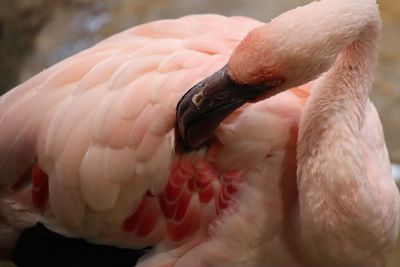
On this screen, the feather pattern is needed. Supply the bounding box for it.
[0,15,264,248]
[1,5,397,267]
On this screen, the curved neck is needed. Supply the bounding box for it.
[297,19,381,173]
[294,1,382,178]
[314,24,380,124]
[290,1,381,90]
[295,6,382,266]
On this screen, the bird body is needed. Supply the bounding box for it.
[0,14,264,247]
[0,0,399,266]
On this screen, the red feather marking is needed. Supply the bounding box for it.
[178,156,195,176]
[167,222,188,243]
[170,170,186,187]
[136,200,160,237]
[31,163,49,210]
[164,180,183,203]
[196,175,212,190]
[159,194,176,219]
[166,202,200,242]
[226,184,237,195]
[122,154,242,241]
[193,158,208,173]
[123,197,148,232]
[198,184,214,204]
[187,177,195,191]
[162,155,241,222]
[174,190,192,222]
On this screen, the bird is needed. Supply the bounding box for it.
[0,0,399,266]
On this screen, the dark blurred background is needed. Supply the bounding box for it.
[0,0,399,266]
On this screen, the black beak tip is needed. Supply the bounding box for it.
[175,65,281,153]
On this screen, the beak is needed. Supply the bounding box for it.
[175,65,281,152]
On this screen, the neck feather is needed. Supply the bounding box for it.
[295,4,384,265]
[297,17,381,180]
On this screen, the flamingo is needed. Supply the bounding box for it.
[0,0,399,266]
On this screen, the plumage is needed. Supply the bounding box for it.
[0,0,399,266]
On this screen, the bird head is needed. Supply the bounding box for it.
[176,0,380,152]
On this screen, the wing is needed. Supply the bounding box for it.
[0,15,263,247]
